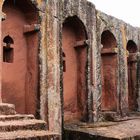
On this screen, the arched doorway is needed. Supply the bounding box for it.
[2,0,39,116]
[101,30,118,111]
[62,16,88,121]
[127,40,138,111]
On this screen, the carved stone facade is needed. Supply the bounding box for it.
[0,0,139,137]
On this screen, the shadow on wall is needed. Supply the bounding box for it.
[127,40,138,111]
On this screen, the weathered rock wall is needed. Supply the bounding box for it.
[0,0,140,138]
[61,0,97,122]
[41,0,97,134]
[96,11,140,117]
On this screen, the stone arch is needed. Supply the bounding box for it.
[2,0,40,116]
[101,30,118,111]
[127,40,138,111]
[3,35,14,63]
[62,16,88,121]
[127,40,138,53]
[3,35,14,44]
[101,30,117,49]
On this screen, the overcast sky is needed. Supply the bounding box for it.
[88,0,140,27]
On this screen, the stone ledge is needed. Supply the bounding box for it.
[64,119,140,140]
[0,130,60,140]
[0,114,34,121]
[0,103,16,115]
[0,119,47,132]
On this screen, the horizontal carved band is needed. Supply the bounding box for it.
[2,12,6,21]
[101,48,118,54]
[74,40,88,48]
[24,24,40,34]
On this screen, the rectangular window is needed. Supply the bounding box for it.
[3,47,14,63]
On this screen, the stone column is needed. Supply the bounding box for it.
[40,0,62,135]
[0,5,4,103]
[119,25,129,116]
[136,52,140,112]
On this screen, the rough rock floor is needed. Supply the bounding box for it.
[64,117,140,140]
[0,103,60,140]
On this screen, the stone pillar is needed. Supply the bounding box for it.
[119,25,129,116]
[40,0,62,135]
[136,52,140,112]
[0,5,3,103]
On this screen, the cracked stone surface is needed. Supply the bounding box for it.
[64,118,140,139]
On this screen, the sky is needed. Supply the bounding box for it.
[88,0,140,27]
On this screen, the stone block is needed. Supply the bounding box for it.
[0,103,16,115]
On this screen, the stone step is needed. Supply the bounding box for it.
[0,130,60,140]
[0,103,16,115]
[64,119,140,140]
[0,114,34,121]
[0,119,47,132]
[100,111,119,121]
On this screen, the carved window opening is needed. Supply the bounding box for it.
[3,35,14,63]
